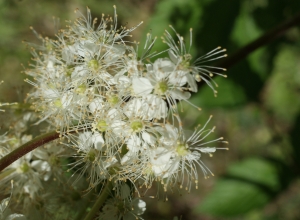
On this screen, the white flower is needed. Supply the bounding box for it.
[149,146,176,179]
[138,117,228,191]
[64,131,119,190]
[132,58,192,101]
[163,26,227,96]
[2,152,44,199]
[124,96,167,121]
[77,131,105,151]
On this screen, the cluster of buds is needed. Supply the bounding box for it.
[1,6,228,219]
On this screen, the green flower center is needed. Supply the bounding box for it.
[75,84,87,94]
[96,120,108,132]
[8,137,18,147]
[53,99,62,108]
[179,54,192,69]
[88,59,99,70]
[86,149,97,162]
[155,81,168,95]
[130,120,144,132]
[108,95,120,105]
[142,166,154,176]
[20,162,30,173]
[49,155,60,166]
[176,143,188,156]
[46,42,52,51]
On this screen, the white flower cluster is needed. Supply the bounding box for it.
[0,5,229,219]
[25,6,227,191]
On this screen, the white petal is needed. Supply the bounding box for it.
[144,94,168,119]
[169,70,187,86]
[153,58,175,79]
[168,50,179,64]
[61,92,73,108]
[31,160,51,173]
[132,199,146,214]
[92,132,105,151]
[127,136,141,151]
[33,149,48,160]
[169,89,191,100]
[89,98,104,114]
[186,73,198,92]
[103,156,118,169]
[43,87,58,99]
[150,147,173,166]
[142,132,156,146]
[71,65,88,79]
[132,77,153,96]
[121,150,136,165]
[124,98,145,119]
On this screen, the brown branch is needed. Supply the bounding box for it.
[218,12,300,69]
[0,131,60,172]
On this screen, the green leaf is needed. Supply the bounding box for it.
[197,179,270,217]
[227,158,280,191]
[264,46,300,123]
[195,158,281,217]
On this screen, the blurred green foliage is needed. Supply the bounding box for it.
[1,0,300,219]
[197,158,281,216]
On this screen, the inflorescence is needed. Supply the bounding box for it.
[0,6,228,219]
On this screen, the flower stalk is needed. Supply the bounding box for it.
[0,131,60,172]
[83,181,113,220]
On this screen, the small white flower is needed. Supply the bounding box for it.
[163,26,227,96]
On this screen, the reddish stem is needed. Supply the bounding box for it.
[0,131,60,172]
